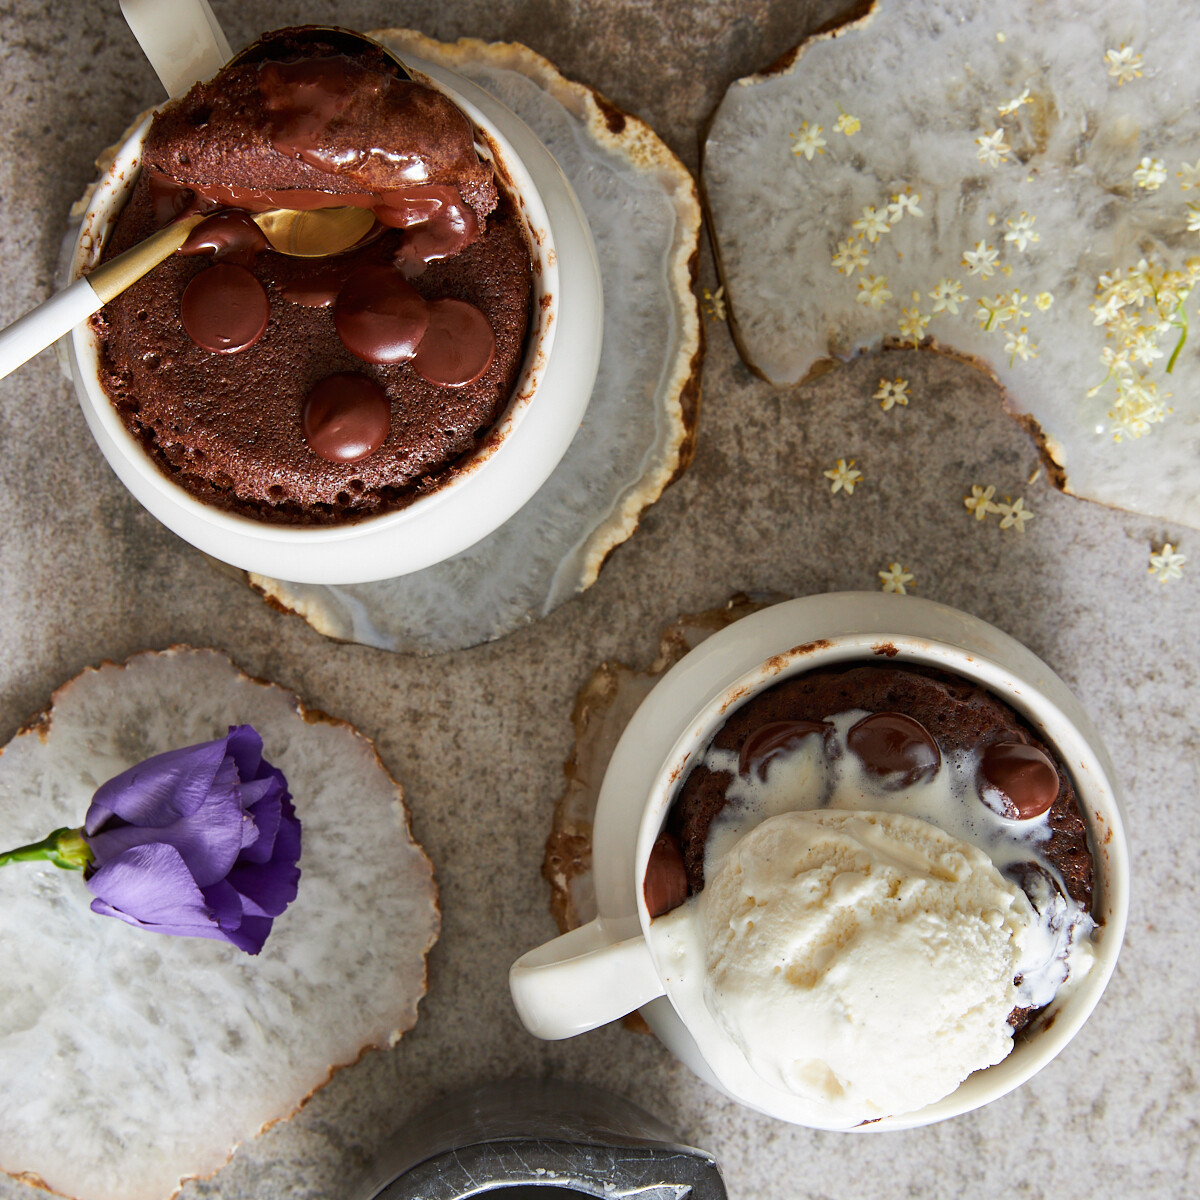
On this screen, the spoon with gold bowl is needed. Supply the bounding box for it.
[0,24,412,380]
[0,202,375,381]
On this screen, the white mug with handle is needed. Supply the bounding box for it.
[509,593,1130,1131]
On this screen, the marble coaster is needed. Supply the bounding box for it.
[0,649,438,1200]
[248,31,702,654]
[704,0,1200,530]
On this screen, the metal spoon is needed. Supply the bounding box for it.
[0,203,375,381]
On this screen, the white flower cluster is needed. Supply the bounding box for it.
[1087,258,1198,440]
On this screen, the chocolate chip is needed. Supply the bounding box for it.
[644,832,689,918]
[302,373,390,463]
[334,264,429,363]
[846,711,940,787]
[180,264,269,354]
[739,719,831,781]
[980,742,1059,820]
[411,297,496,387]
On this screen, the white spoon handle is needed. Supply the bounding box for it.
[119,0,231,96]
[0,215,204,382]
[0,279,102,381]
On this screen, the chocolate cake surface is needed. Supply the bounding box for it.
[667,663,1094,910]
[92,29,533,525]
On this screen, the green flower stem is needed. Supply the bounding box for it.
[1167,303,1188,374]
[0,826,93,870]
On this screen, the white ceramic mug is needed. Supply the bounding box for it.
[64,52,603,585]
[510,593,1129,1131]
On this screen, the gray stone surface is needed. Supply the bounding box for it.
[0,3,1195,1200]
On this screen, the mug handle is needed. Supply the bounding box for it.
[509,918,664,1040]
[120,0,232,97]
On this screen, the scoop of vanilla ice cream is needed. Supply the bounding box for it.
[700,809,1036,1122]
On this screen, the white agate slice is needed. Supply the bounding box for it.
[249,30,702,654]
[0,648,439,1200]
[704,0,1200,529]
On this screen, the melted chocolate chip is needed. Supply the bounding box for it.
[180,264,270,354]
[334,265,430,363]
[281,267,348,307]
[179,210,269,268]
[302,373,390,462]
[738,719,831,781]
[846,711,940,787]
[980,742,1060,820]
[644,832,689,918]
[411,297,496,387]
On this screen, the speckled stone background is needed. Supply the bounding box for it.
[0,3,1196,1200]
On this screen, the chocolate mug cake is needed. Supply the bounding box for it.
[92,27,534,525]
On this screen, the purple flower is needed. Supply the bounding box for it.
[82,725,301,955]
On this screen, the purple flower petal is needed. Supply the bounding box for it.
[223,725,264,785]
[227,858,300,918]
[85,736,231,834]
[238,788,283,865]
[221,915,274,955]
[86,843,214,927]
[201,878,245,931]
[86,772,250,886]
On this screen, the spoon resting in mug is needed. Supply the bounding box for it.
[0,203,375,381]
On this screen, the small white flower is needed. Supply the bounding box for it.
[856,274,893,309]
[1035,291,1055,311]
[874,378,910,411]
[791,120,827,161]
[1004,212,1040,252]
[823,458,863,496]
[835,112,861,136]
[997,88,1032,116]
[964,484,999,521]
[887,190,923,223]
[1133,157,1167,191]
[1187,202,1200,233]
[995,496,1035,532]
[962,241,1000,278]
[1129,327,1164,366]
[976,129,1013,168]
[1100,344,1134,377]
[832,237,869,275]
[1178,160,1200,190]
[1109,310,1141,342]
[1148,543,1186,583]
[898,306,931,345]
[976,295,1004,331]
[929,278,964,314]
[852,205,891,243]
[1005,330,1037,362]
[1105,45,1143,86]
[878,563,914,594]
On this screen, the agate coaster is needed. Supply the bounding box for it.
[0,649,438,1200]
[248,30,702,654]
[704,1,1200,529]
